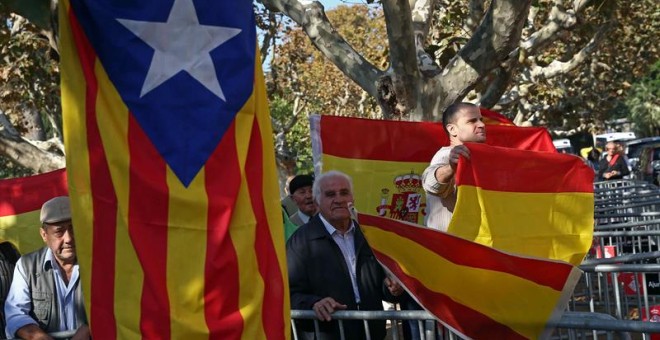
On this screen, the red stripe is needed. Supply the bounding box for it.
[373,249,528,340]
[204,123,244,339]
[320,116,554,162]
[245,118,286,340]
[127,115,171,338]
[359,214,573,291]
[68,9,118,339]
[456,143,594,193]
[0,169,68,216]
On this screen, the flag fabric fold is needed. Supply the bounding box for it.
[0,169,68,254]
[359,213,582,340]
[447,143,594,265]
[60,0,288,338]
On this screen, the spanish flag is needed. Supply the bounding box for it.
[359,213,582,340]
[0,169,68,254]
[447,143,594,265]
[480,107,515,125]
[60,0,288,338]
[313,115,554,225]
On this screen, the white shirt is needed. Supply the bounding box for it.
[298,211,311,224]
[319,214,361,303]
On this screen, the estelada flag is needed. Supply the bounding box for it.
[0,169,68,254]
[60,0,288,338]
[311,115,554,226]
[447,143,594,265]
[359,213,582,340]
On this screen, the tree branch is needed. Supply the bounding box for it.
[381,0,419,114]
[0,111,64,173]
[521,0,590,54]
[465,0,485,33]
[429,0,532,120]
[410,0,440,75]
[530,24,610,80]
[258,0,383,96]
[478,61,518,108]
[260,11,278,65]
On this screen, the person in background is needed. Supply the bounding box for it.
[4,196,89,340]
[281,175,298,217]
[288,174,318,226]
[598,141,630,181]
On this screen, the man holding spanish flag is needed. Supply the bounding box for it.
[422,102,487,231]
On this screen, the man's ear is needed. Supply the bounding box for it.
[39,227,48,243]
[446,123,457,137]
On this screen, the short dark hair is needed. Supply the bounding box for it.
[442,102,479,133]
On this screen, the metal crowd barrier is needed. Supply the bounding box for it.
[19,179,660,340]
[564,179,660,339]
[290,309,660,339]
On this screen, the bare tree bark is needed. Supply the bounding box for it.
[0,111,64,172]
[465,0,485,32]
[427,0,532,121]
[380,0,419,118]
[410,0,439,75]
[16,105,46,141]
[259,11,278,65]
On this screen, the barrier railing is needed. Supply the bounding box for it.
[290,309,660,339]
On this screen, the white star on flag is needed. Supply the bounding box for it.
[117,0,241,101]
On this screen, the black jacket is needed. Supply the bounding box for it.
[598,155,630,180]
[287,215,396,340]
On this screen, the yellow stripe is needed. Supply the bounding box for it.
[447,186,594,265]
[322,154,428,225]
[93,61,144,337]
[0,211,45,254]
[231,95,266,340]
[254,59,290,334]
[166,169,210,339]
[363,225,562,339]
[59,0,95,325]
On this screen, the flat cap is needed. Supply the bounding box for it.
[40,196,71,224]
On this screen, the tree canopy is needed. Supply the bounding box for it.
[0,0,657,179]
[261,0,658,131]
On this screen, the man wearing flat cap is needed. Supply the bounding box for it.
[288,174,318,227]
[4,196,89,340]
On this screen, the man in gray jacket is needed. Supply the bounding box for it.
[4,196,89,340]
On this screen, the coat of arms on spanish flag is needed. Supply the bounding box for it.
[60,0,289,338]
